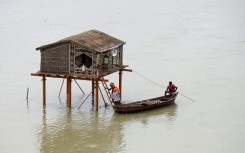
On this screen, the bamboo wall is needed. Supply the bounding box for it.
[40,43,69,74]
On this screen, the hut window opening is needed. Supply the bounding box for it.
[101,54,109,69]
[75,53,92,68]
[111,48,121,65]
[111,48,118,57]
[103,55,109,64]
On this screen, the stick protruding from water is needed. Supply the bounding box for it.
[26,87,29,100]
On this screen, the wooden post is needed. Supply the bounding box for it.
[66,77,69,96]
[42,76,46,106]
[95,79,99,111]
[66,78,68,106]
[92,79,95,105]
[119,70,123,99]
[67,77,72,108]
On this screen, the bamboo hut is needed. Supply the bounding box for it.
[32,30,131,110]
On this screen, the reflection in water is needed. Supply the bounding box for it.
[38,105,177,153]
[39,109,124,153]
[112,104,177,126]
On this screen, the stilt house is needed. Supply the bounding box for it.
[32,30,131,110]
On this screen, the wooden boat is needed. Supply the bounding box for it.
[113,92,178,113]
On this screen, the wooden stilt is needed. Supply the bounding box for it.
[66,77,69,96]
[69,78,72,108]
[95,79,99,111]
[66,78,68,106]
[92,79,95,105]
[67,77,72,108]
[42,76,46,106]
[119,70,123,99]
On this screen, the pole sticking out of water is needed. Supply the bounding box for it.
[26,87,29,108]
[26,87,29,100]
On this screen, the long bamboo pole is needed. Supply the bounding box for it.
[78,91,92,109]
[58,78,65,97]
[74,79,85,95]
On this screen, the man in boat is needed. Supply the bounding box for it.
[108,82,120,103]
[165,81,178,96]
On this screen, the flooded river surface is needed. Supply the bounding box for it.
[0,0,245,152]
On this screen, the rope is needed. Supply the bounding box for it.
[130,68,197,103]
[132,69,166,89]
[178,92,197,103]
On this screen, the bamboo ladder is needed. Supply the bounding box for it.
[78,77,115,110]
[100,77,115,110]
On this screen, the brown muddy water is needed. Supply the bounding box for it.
[0,0,245,152]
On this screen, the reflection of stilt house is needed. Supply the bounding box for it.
[32,30,131,111]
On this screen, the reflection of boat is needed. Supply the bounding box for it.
[111,103,178,123]
[113,93,178,113]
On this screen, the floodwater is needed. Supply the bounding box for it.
[0,0,245,152]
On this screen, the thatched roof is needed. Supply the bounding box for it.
[36,30,125,52]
